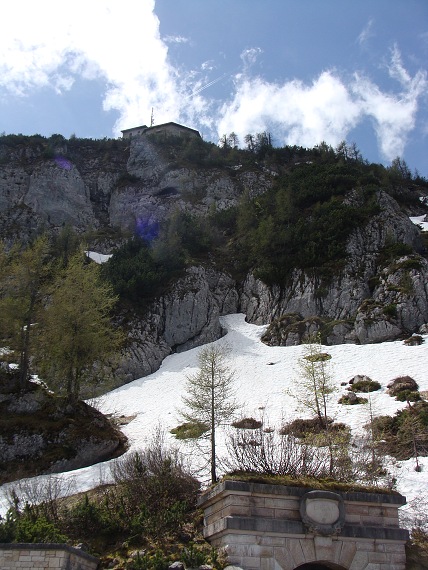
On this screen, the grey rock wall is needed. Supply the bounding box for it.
[116,266,239,382]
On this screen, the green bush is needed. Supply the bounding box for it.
[181,543,209,568]
[372,401,428,460]
[388,376,419,397]
[101,237,168,302]
[338,394,368,405]
[233,162,382,286]
[396,390,421,403]
[350,379,381,393]
[64,494,115,539]
[0,508,67,544]
[126,549,170,570]
[383,304,398,318]
[280,417,349,439]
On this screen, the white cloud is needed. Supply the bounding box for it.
[217,49,427,162]
[353,48,427,160]
[164,35,190,44]
[0,0,182,131]
[388,44,412,86]
[218,71,362,149]
[357,19,375,48]
[202,60,215,71]
[0,3,425,163]
[240,47,263,69]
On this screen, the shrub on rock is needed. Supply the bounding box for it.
[387,376,419,398]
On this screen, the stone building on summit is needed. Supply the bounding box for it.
[121,121,201,140]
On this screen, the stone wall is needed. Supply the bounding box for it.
[199,480,409,570]
[0,543,99,570]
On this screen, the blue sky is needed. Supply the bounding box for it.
[1,0,427,175]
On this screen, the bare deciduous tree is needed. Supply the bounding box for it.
[290,333,336,429]
[180,343,238,484]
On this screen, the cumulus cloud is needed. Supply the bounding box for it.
[217,48,427,161]
[352,47,427,159]
[218,71,362,149]
[0,0,183,131]
[0,2,426,162]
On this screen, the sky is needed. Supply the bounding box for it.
[1,312,427,525]
[1,1,428,176]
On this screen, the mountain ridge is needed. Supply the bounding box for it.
[1,133,428,387]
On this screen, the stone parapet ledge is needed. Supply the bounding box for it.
[0,543,99,570]
[199,479,407,506]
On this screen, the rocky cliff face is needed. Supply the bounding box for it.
[0,138,127,241]
[116,205,428,380]
[1,135,428,384]
[116,266,239,382]
[0,136,272,241]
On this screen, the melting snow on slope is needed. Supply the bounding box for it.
[1,314,428,520]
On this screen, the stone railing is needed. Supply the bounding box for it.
[0,543,99,570]
[199,479,409,570]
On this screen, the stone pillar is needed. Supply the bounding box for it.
[199,480,409,570]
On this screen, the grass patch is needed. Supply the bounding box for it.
[222,471,397,495]
[338,394,368,405]
[279,417,348,438]
[170,422,209,440]
[232,417,263,429]
[350,379,381,393]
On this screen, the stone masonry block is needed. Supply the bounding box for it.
[259,536,286,547]
[273,546,297,570]
[338,540,357,567]
[241,556,261,569]
[367,551,389,563]
[228,544,271,558]
[346,514,362,524]
[384,516,400,527]
[260,557,275,570]
[298,538,316,562]
[264,498,299,511]
[226,532,264,544]
[384,542,407,553]
[274,509,301,521]
[284,538,306,566]
[248,545,274,558]
[387,552,407,564]
[361,516,386,526]
[349,550,369,570]
[346,503,369,515]
[356,540,375,551]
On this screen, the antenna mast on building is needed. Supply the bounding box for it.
[150,108,154,127]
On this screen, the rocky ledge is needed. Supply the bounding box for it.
[0,368,127,485]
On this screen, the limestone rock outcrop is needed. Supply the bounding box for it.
[0,374,127,484]
[116,266,239,382]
